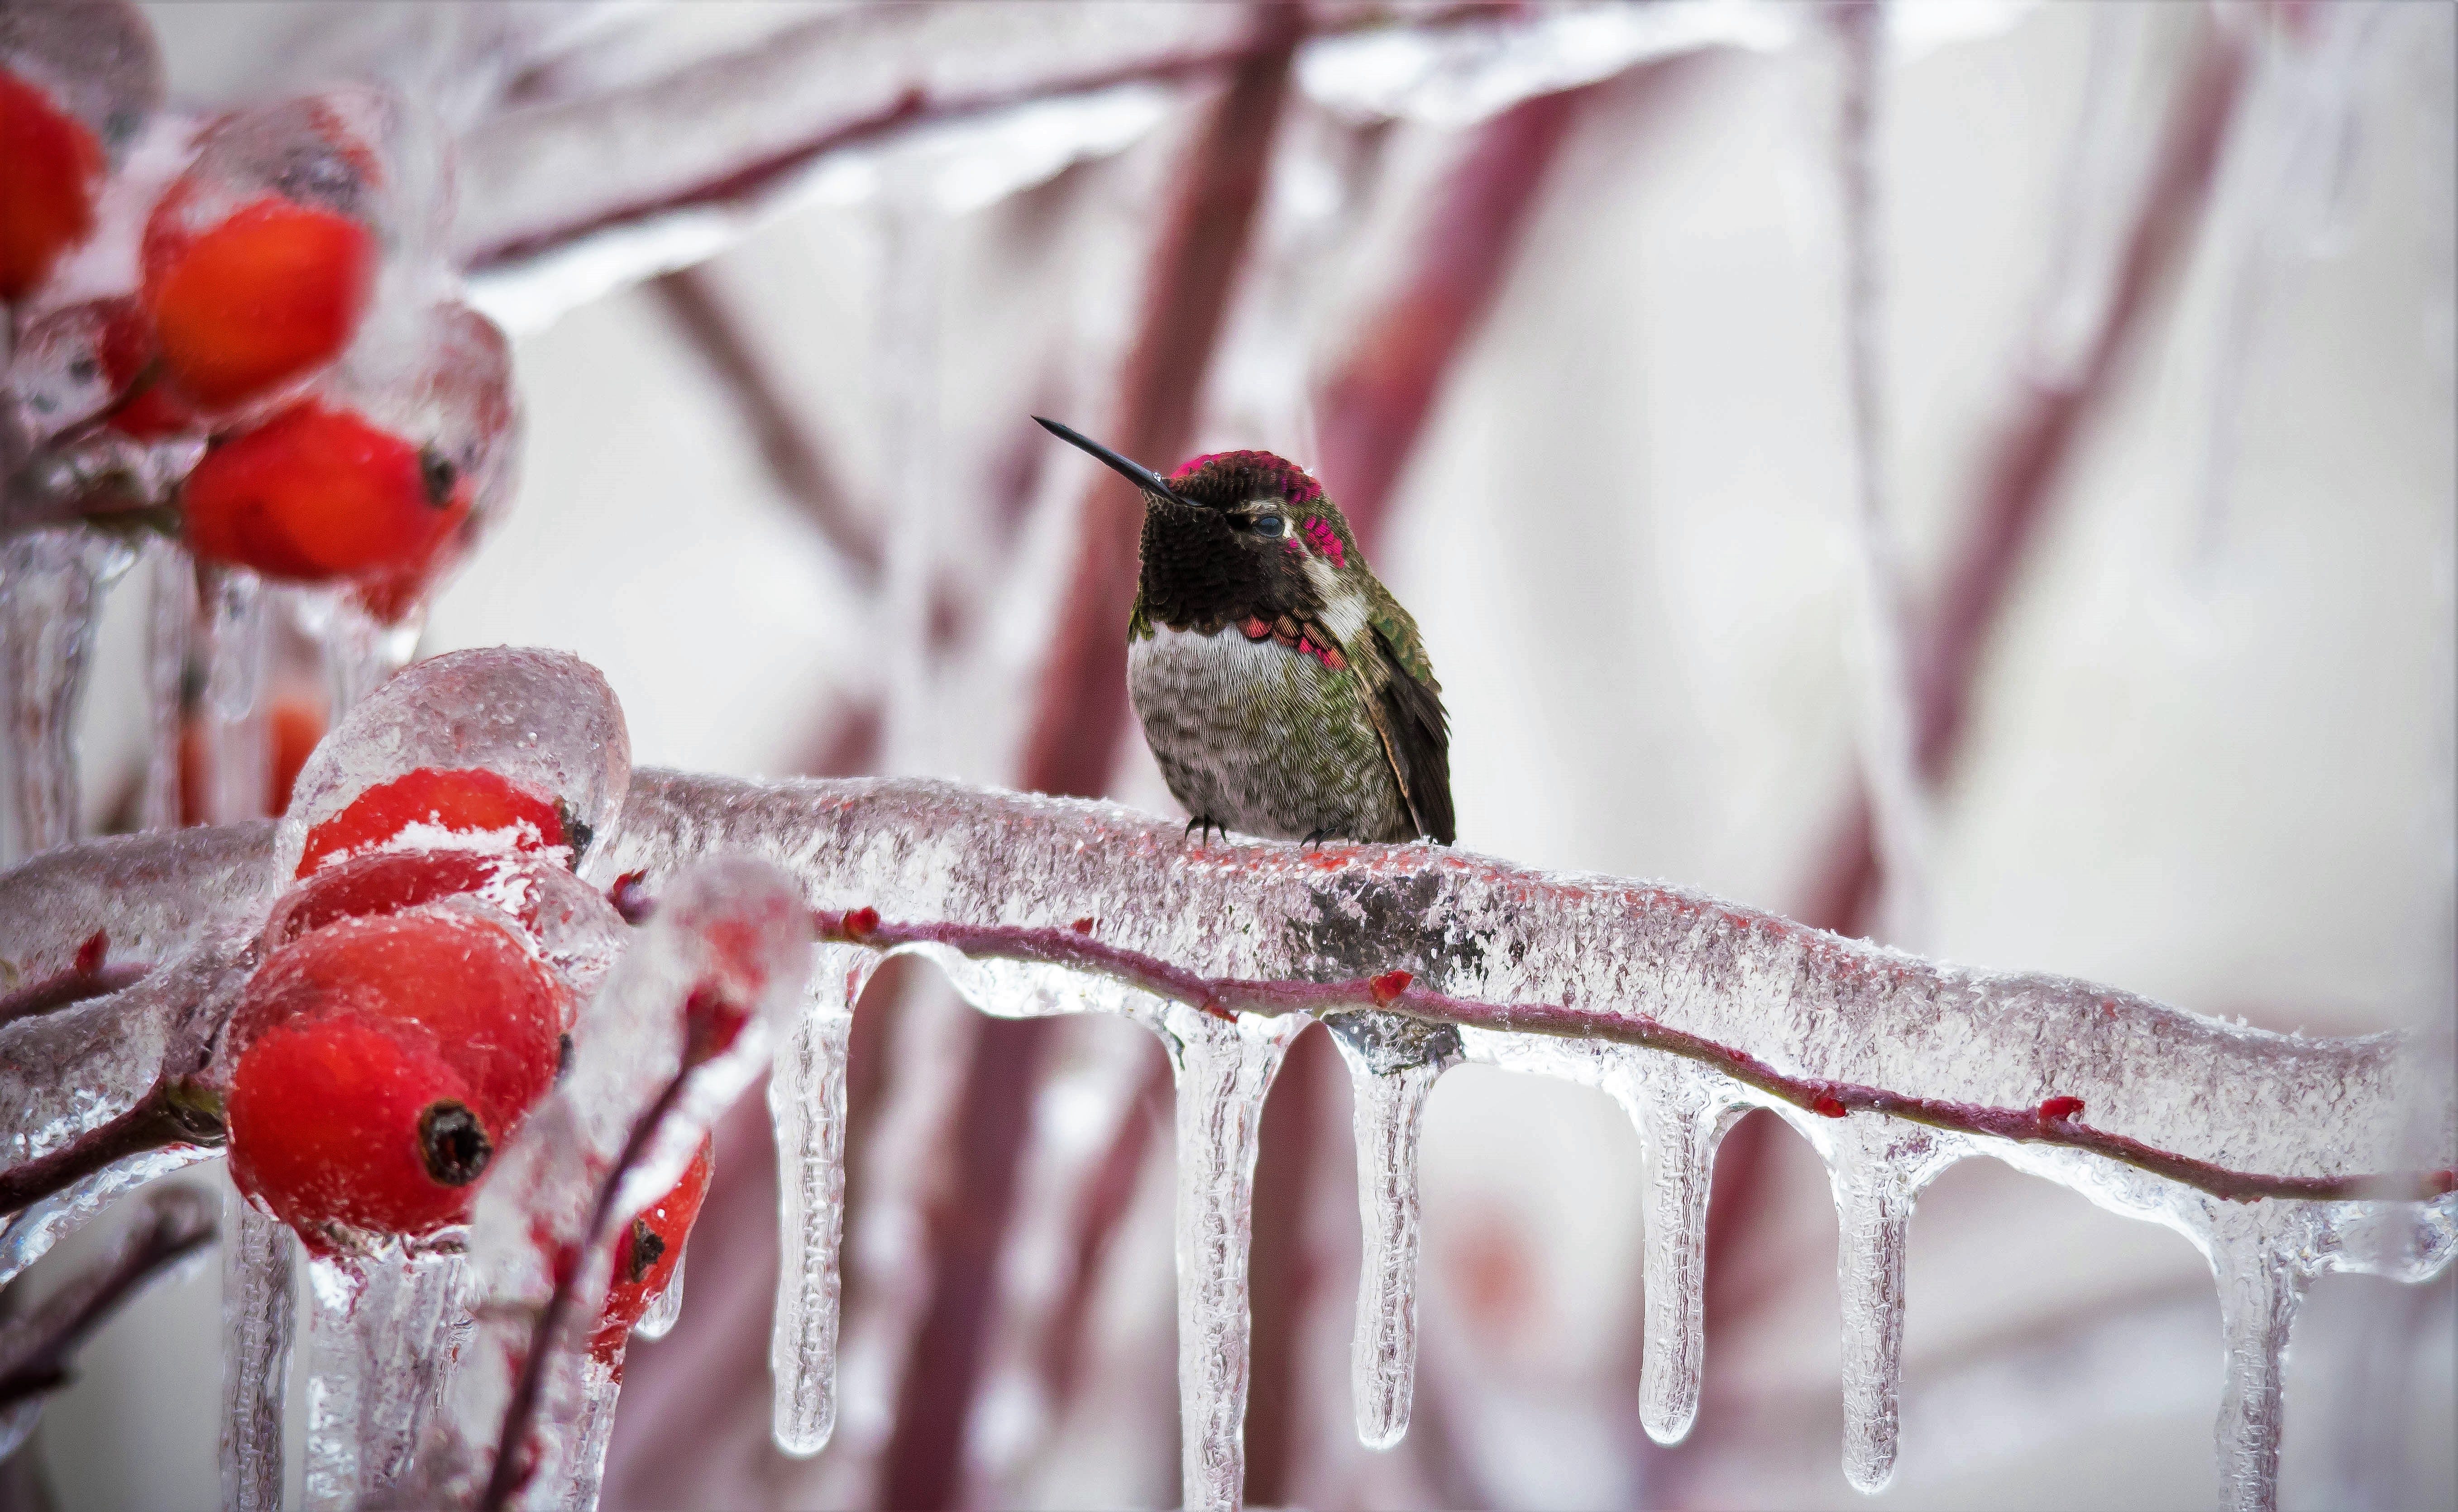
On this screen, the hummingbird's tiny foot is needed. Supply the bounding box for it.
[1301,827,1334,850]
[1184,815,1224,847]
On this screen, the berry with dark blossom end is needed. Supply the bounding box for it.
[0,68,103,301]
[182,401,469,605]
[230,909,568,1134]
[296,766,567,877]
[228,1013,495,1238]
[141,191,374,409]
[590,1139,715,1365]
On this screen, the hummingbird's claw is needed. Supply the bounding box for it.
[1184,815,1224,847]
[1301,828,1334,851]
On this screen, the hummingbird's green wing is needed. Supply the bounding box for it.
[1360,592,1454,844]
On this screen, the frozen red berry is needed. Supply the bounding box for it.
[0,68,103,301]
[228,1012,494,1238]
[590,1139,715,1364]
[1810,1092,1849,1119]
[182,401,468,603]
[1369,969,1413,1005]
[141,192,374,409]
[296,766,566,877]
[230,909,566,1134]
[266,849,508,947]
[2037,1095,2085,1123]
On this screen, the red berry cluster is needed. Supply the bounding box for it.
[6,22,511,627]
[222,766,583,1244]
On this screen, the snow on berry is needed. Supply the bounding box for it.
[294,766,567,876]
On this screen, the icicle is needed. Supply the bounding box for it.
[768,947,872,1456]
[140,539,196,832]
[303,1248,470,1510]
[1324,1011,1459,1450]
[1609,1056,1750,1446]
[0,528,134,861]
[289,585,421,719]
[196,565,272,827]
[2200,1202,2318,1512]
[1160,1003,1306,1512]
[221,1198,297,1512]
[561,1353,625,1512]
[1825,1115,1960,1494]
[633,1248,685,1340]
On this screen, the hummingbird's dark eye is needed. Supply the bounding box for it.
[1254,514,1285,537]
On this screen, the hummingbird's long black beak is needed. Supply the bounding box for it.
[1034,416,1188,506]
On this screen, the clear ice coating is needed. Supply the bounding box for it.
[1162,1004,1307,1512]
[1816,1115,1964,1493]
[599,767,2458,1512]
[1616,1054,1749,1446]
[423,855,811,1507]
[0,528,134,862]
[767,952,873,1456]
[276,646,632,880]
[220,1197,296,1512]
[303,1246,470,1510]
[2,643,2454,1511]
[632,1245,684,1341]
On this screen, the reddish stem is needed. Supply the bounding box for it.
[649,269,883,580]
[0,1083,224,1219]
[0,1187,216,1411]
[811,908,2453,1207]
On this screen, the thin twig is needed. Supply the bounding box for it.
[0,1185,216,1411]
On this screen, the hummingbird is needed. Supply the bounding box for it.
[1036,417,1454,847]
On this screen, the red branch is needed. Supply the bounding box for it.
[0,949,148,1030]
[649,269,883,580]
[810,909,2455,1207]
[1314,84,1591,544]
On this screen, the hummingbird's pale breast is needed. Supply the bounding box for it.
[1128,621,1412,842]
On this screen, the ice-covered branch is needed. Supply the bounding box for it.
[801,907,2450,1206]
[607,769,2453,1197]
[601,766,2453,1512]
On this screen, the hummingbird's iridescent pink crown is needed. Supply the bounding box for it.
[1169,450,1324,511]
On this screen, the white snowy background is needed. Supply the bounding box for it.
[16,2,2454,1509]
